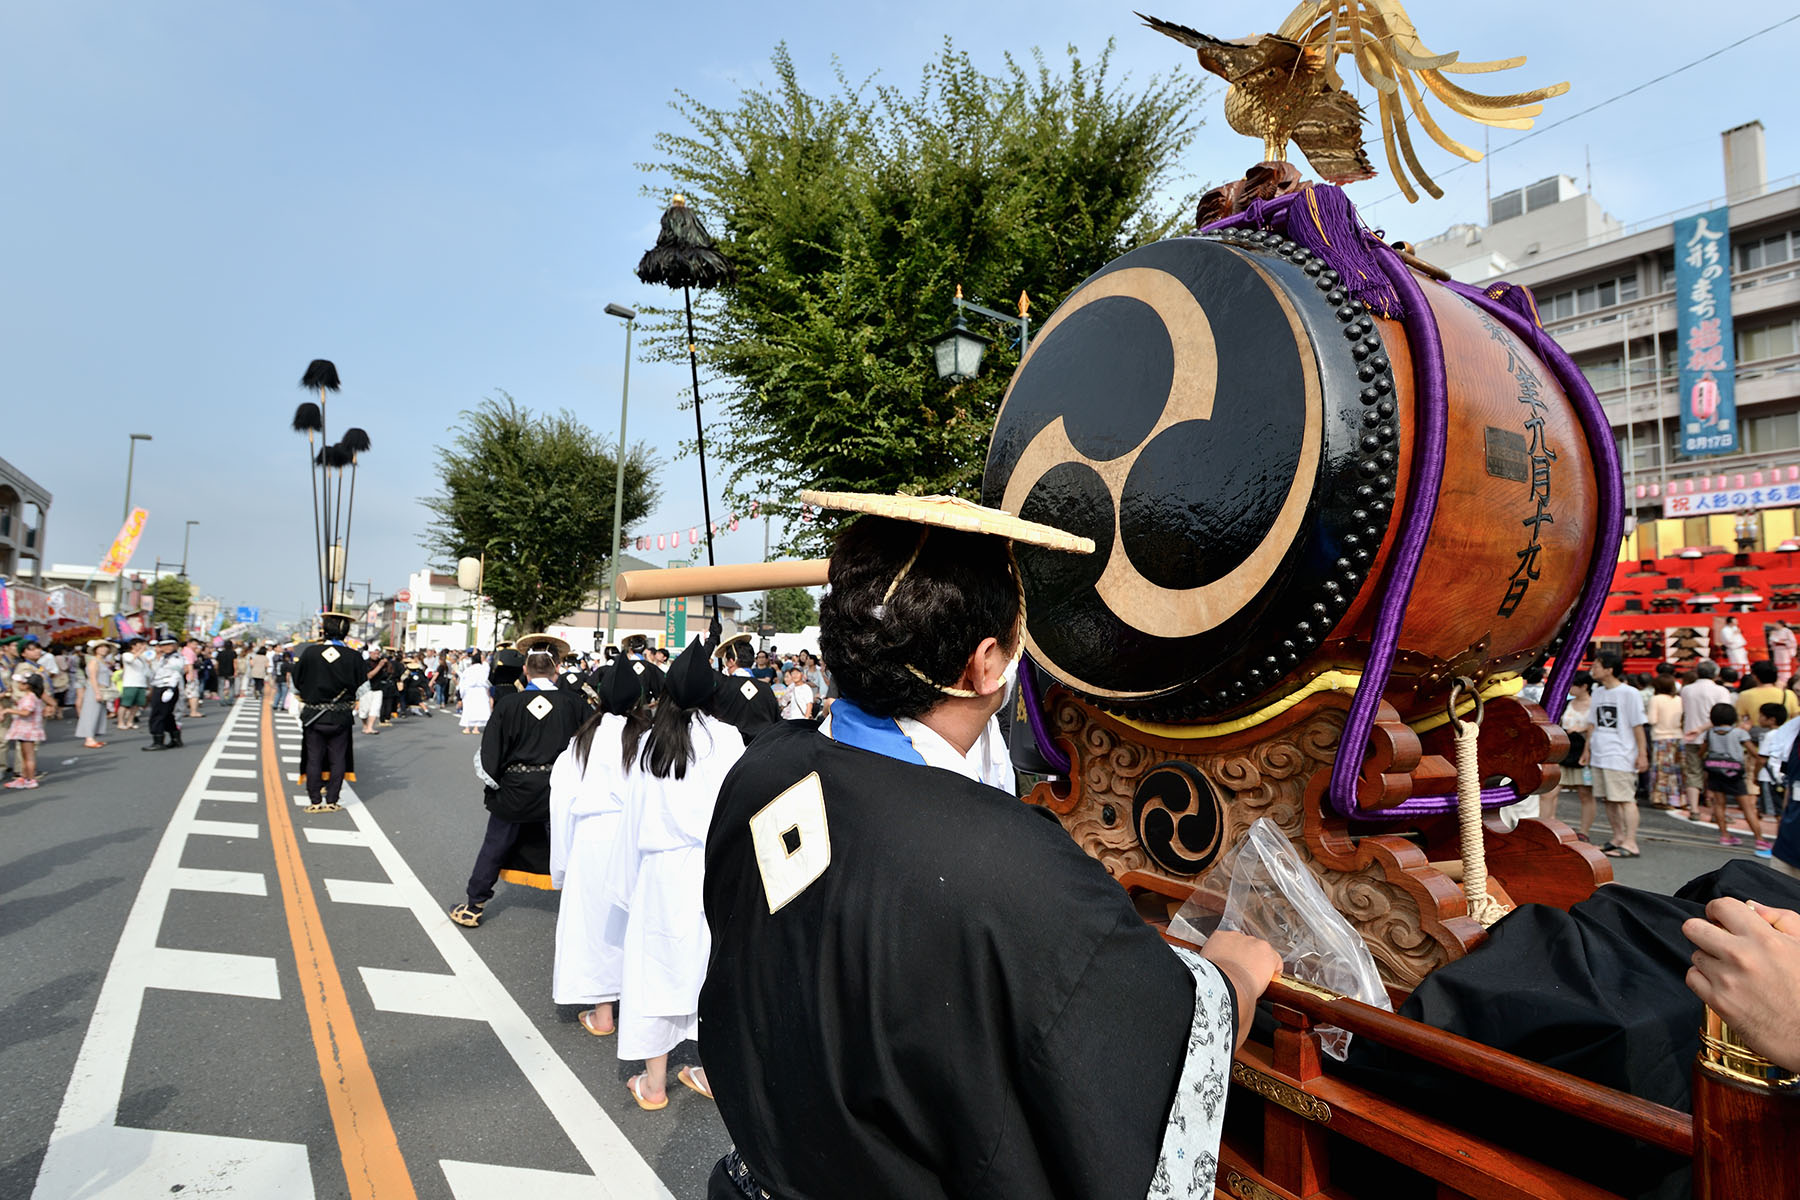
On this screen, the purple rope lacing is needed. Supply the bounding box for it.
[1019,659,1071,775]
[1322,240,1476,819]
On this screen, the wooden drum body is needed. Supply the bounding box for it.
[985,232,1612,984]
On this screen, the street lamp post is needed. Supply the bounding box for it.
[603,302,637,649]
[181,519,199,577]
[931,286,1030,382]
[115,433,153,619]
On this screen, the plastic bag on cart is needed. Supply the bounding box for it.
[1168,817,1390,1059]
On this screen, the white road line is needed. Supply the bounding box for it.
[211,768,258,779]
[33,699,315,1200]
[172,867,267,896]
[336,786,674,1200]
[293,793,313,807]
[358,967,470,1019]
[146,947,281,1000]
[200,789,259,804]
[218,752,258,760]
[322,878,407,907]
[281,756,300,766]
[190,819,260,840]
[301,827,368,846]
[441,1160,606,1199]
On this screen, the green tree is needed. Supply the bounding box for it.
[642,40,1206,552]
[749,586,818,634]
[422,393,662,634]
[150,575,191,630]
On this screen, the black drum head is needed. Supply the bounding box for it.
[983,232,1400,718]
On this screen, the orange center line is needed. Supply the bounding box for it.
[259,693,418,1198]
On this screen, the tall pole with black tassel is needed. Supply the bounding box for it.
[636,194,734,646]
[294,360,342,628]
[338,428,371,607]
[291,401,325,614]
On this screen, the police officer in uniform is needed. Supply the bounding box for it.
[141,637,186,751]
[292,611,365,812]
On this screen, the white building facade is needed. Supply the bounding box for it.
[1413,121,1800,560]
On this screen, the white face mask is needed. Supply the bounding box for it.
[999,649,1023,705]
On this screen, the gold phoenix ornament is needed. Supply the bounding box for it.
[1141,1,1570,201]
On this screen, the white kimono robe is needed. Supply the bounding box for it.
[549,718,628,1006]
[607,712,745,1060]
[459,662,491,728]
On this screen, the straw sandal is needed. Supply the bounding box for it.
[627,1074,668,1111]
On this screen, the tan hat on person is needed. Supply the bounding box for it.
[515,633,571,661]
[799,490,1095,554]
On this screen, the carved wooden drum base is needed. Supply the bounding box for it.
[1025,687,1611,990]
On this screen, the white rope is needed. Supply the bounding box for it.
[1451,688,1511,928]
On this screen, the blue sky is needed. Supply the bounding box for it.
[5,0,1797,625]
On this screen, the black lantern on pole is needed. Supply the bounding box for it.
[928,285,1027,382]
[932,315,991,382]
[636,194,734,645]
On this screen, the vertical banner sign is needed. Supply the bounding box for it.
[1676,207,1737,456]
[98,508,149,578]
[664,560,688,646]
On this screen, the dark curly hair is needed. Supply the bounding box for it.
[819,516,1022,720]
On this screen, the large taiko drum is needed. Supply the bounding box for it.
[983,231,1600,723]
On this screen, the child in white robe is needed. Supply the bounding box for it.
[608,639,745,1110]
[550,659,662,1036]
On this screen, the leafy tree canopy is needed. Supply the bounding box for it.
[641,39,1206,553]
[749,585,818,634]
[423,394,661,634]
[151,575,191,631]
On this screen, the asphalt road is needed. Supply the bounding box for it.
[2,693,1786,1199]
[2,695,729,1200]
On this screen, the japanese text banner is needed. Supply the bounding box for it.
[97,508,148,578]
[1675,207,1737,456]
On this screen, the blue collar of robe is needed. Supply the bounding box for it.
[827,697,925,767]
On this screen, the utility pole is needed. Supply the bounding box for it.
[760,511,771,646]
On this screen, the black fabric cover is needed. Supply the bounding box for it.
[701,720,1197,1200]
[1339,861,1800,1200]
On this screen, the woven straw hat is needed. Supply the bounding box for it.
[799,491,1094,554]
[515,633,571,660]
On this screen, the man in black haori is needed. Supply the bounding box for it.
[449,633,587,928]
[708,632,781,745]
[292,612,364,812]
[700,492,1279,1200]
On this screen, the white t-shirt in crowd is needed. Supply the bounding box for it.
[781,681,815,720]
[1588,681,1647,772]
[120,651,151,689]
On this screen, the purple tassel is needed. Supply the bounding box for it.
[1202,186,1403,318]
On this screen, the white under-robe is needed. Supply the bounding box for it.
[550,717,628,1006]
[607,712,745,1061]
[459,663,492,729]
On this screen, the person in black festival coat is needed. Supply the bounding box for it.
[708,633,781,745]
[292,612,365,812]
[699,494,1280,1200]
[449,634,587,928]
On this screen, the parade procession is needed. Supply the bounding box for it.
[4,2,1800,1198]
